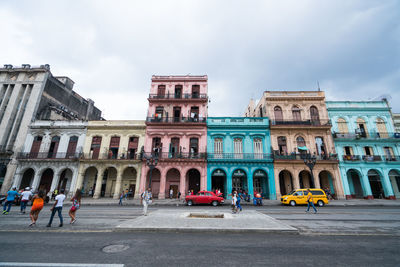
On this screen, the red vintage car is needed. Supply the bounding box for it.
[185,191,224,206]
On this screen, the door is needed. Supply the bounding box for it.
[171,185,178,198]
[66,136,78,158]
[174,86,182,99]
[170,138,180,157]
[91,136,102,159]
[173,107,181,122]
[30,136,42,158]
[48,136,60,158]
[128,137,138,159]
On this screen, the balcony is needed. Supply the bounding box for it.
[148,93,208,100]
[384,156,400,162]
[274,153,338,161]
[207,117,269,127]
[207,153,273,161]
[146,116,206,124]
[271,119,331,126]
[17,152,81,160]
[342,155,383,162]
[141,152,206,160]
[362,155,382,162]
[342,155,361,161]
[333,132,400,140]
[81,153,139,160]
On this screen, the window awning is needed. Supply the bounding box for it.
[297,146,308,151]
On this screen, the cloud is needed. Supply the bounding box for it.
[0,0,399,119]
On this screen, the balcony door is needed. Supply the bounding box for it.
[173,107,181,122]
[128,137,138,159]
[192,85,200,98]
[277,136,287,155]
[234,138,243,159]
[190,138,199,157]
[48,136,60,158]
[90,136,102,159]
[66,136,78,158]
[274,106,283,122]
[174,85,182,99]
[310,106,320,125]
[253,138,263,159]
[157,85,165,97]
[170,138,180,157]
[30,136,42,158]
[292,106,301,121]
[109,136,120,159]
[190,107,199,121]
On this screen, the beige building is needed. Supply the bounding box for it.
[75,120,146,199]
[245,91,345,199]
[392,113,400,132]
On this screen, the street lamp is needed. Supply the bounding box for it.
[303,153,317,188]
[146,155,158,189]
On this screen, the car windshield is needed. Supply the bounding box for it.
[288,190,296,195]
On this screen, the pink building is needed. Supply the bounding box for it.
[139,75,208,199]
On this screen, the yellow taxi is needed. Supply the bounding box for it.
[280,189,329,207]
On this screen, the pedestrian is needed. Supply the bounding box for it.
[231,191,238,214]
[236,191,243,212]
[169,188,173,199]
[2,187,19,215]
[47,188,66,227]
[29,190,45,226]
[141,188,152,216]
[119,191,124,205]
[177,191,181,200]
[20,187,33,214]
[305,189,317,214]
[69,189,81,224]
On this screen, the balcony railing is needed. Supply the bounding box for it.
[342,155,383,162]
[146,116,206,123]
[207,153,273,160]
[274,153,338,161]
[17,152,81,160]
[362,155,382,162]
[384,156,400,162]
[149,93,208,100]
[141,152,206,160]
[342,155,361,161]
[271,119,331,126]
[333,132,400,140]
[81,153,139,160]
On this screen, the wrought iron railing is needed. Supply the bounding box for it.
[342,155,361,161]
[81,152,139,160]
[207,153,273,160]
[333,132,400,140]
[271,119,331,126]
[146,116,207,123]
[17,152,81,160]
[274,153,338,160]
[140,152,206,160]
[149,93,208,100]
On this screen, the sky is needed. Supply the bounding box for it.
[1,0,399,119]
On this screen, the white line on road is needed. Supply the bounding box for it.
[0,263,124,267]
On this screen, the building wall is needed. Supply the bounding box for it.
[75,120,146,199]
[206,117,275,199]
[327,100,400,199]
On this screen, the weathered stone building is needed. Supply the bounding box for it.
[0,64,102,194]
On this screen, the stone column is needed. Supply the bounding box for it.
[247,169,254,200]
[49,169,61,194]
[360,169,373,199]
[158,168,166,199]
[382,169,395,199]
[134,165,141,199]
[274,167,281,199]
[292,169,300,190]
[31,170,42,193]
[313,168,320,189]
[113,171,123,199]
[12,171,22,189]
[74,168,85,193]
[179,170,186,198]
[226,169,233,199]
[201,166,207,191]
[93,168,104,199]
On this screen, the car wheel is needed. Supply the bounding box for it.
[289,200,296,206]
[187,200,193,206]
[211,200,218,207]
[317,200,324,207]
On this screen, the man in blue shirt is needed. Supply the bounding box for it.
[3,187,19,215]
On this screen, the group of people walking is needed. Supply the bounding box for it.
[2,187,81,226]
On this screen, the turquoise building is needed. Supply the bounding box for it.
[206,117,275,199]
[326,101,400,199]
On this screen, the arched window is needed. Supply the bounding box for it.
[356,118,368,137]
[274,106,283,122]
[376,118,388,138]
[253,138,263,159]
[296,136,306,147]
[234,138,243,158]
[277,136,287,155]
[292,106,301,121]
[310,106,320,124]
[337,118,348,134]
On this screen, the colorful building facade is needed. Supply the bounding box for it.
[139,75,208,199]
[245,91,344,199]
[206,117,275,199]
[327,101,400,199]
[75,120,146,199]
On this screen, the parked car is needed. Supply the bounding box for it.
[186,191,224,206]
[280,189,329,207]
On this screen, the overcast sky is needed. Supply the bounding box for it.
[1,0,399,119]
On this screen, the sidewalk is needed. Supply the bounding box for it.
[69,197,400,207]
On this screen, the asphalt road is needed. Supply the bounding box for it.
[0,232,399,267]
[1,205,399,235]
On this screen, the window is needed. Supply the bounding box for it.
[337,118,348,134]
[296,136,306,147]
[259,106,263,117]
[157,85,165,97]
[192,85,200,98]
[364,146,373,156]
[253,138,263,159]
[315,137,326,156]
[190,138,199,156]
[214,138,223,158]
[310,106,320,124]
[66,136,78,158]
[344,146,353,156]
[274,106,283,121]
[277,136,287,154]
[48,136,60,158]
[170,138,180,156]
[376,118,388,138]
[384,147,394,160]
[234,138,243,158]
[190,107,199,121]
[30,135,43,158]
[90,136,102,159]
[155,106,164,120]
[128,137,139,159]
[174,85,182,99]
[356,118,368,137]
[109,136,120,159]
[152,137,161,156]
[292,106,301,121]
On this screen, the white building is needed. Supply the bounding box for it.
[13,120,87,197]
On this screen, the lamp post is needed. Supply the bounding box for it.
[146,155,158,189]
[303,153,317,188]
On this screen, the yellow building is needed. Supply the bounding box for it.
[74,120,146,199]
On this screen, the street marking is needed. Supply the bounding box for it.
[0,263,124,267]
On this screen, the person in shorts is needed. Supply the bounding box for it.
[20,187,33,214]
[69,189,81,224]
[29,190,45,226]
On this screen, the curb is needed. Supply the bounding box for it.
[113,227,300,234]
